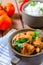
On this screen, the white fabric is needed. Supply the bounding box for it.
[0,29,16,65]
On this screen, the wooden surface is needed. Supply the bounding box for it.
[0,0,43,37]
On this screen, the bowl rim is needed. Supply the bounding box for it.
[8,29,43,58]
[22,1,43,17]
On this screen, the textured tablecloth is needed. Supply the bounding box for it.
[0,29,16,65]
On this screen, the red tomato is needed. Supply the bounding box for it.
[20,2,25,11]
[0,10,7,16]
[4,3,15,16]
[0,5,3,10]
[0,14,12,31]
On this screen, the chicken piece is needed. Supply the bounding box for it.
[19,33,26,38]
[36,47,41,53]
[33,36,42,48]
[41,42,43,48]
[21,43,35,55]
[26,31,34,35]
[25,31,34,41]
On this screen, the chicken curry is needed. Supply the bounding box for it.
[11,29,43,56]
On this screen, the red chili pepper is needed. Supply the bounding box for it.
[20,2,25,11]
[20,0,30,11]
[23,0,29,3]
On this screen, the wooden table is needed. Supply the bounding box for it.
[0,0,43,37]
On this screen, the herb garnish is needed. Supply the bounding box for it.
[14,38,29,52]
[40,8,43,12]
[32,29,40,40]
[28,1,38,6]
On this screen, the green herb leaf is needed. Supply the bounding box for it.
[20,38,29,43]
[14,42,22,52]
[28,2,38,6]
[40,8,43,12]
[14,38,30,52]
[32,29,40,40]
[15,38,29,43]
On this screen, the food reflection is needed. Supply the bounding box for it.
[11,30,43,56]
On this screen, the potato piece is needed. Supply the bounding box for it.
[41,42,43,48]
[25,35,32,41]
[33,41,41,47]
[36,47,41,53]
[25,31,34,41]
[33,37,42,47]
[36,36,42,41]
[19,33,26,38]
[21,43,35,55]
[33,41,43,49]
[26,31,34,35]
[21,43,28,55]
[28,44,35,55]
